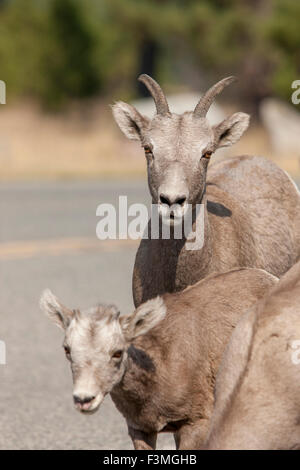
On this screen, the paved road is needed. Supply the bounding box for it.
[0,180,175,450]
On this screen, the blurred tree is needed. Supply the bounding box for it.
[267,0,300,105]
[41,0,100,108]
[0,0,101,108]
[137,40,159,97]
[0,0,49,98]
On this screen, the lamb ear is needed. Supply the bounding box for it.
[112,101,150,141]
[213,112,250,149]
[120,297,166,342]
[40,289,74,330]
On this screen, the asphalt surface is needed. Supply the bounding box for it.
[0,180,175,450]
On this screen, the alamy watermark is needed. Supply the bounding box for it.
[0,340,6,365]
[291,80,300,105]
[96,196,205,250]
[291,340,300,365]
[0,80,5,104]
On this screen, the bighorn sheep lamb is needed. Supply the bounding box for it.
[112,75,300,307]
[40,267,277,449]
[205,261,300,450]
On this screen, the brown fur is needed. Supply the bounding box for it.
[133,155,300,306]
[205,260,300,450]
[112,76,300,308]
[110,268,277,449]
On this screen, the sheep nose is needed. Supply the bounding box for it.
[73,394,95,406]
[159,193,187,207]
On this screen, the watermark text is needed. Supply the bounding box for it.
[0,340,6,365]
[291,340,300,365]
[96,196,205,251]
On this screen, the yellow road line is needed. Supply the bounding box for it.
[0,237,139,260]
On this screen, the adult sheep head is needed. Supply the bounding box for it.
[112,75,250,220]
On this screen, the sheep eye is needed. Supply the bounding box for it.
[202,151,212,160]
[64,345,71,357]
[112,350,123,360]
[144,146,152,155]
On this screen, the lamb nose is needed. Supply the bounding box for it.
[159,194,187,207]
[73,395,95,405]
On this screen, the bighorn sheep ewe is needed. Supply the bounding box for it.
[41,268,277,449]
[205,261,300,450]
[112,75,300,307]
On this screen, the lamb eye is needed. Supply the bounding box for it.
[202,151,212,160]
[144,146,152,155]
[112,350,123,360]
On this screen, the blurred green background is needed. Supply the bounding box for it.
[0,0,299,109]
[0,0,299,179]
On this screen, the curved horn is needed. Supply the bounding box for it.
[138,74,170,115]
[194,76,236,118]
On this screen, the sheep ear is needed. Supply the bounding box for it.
[120,297,166,342]
[112,101,150,141]
[40,289,74,330]
[213,112,250,149]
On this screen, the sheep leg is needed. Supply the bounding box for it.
[174,419,210,449]
[128,425,157,450]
